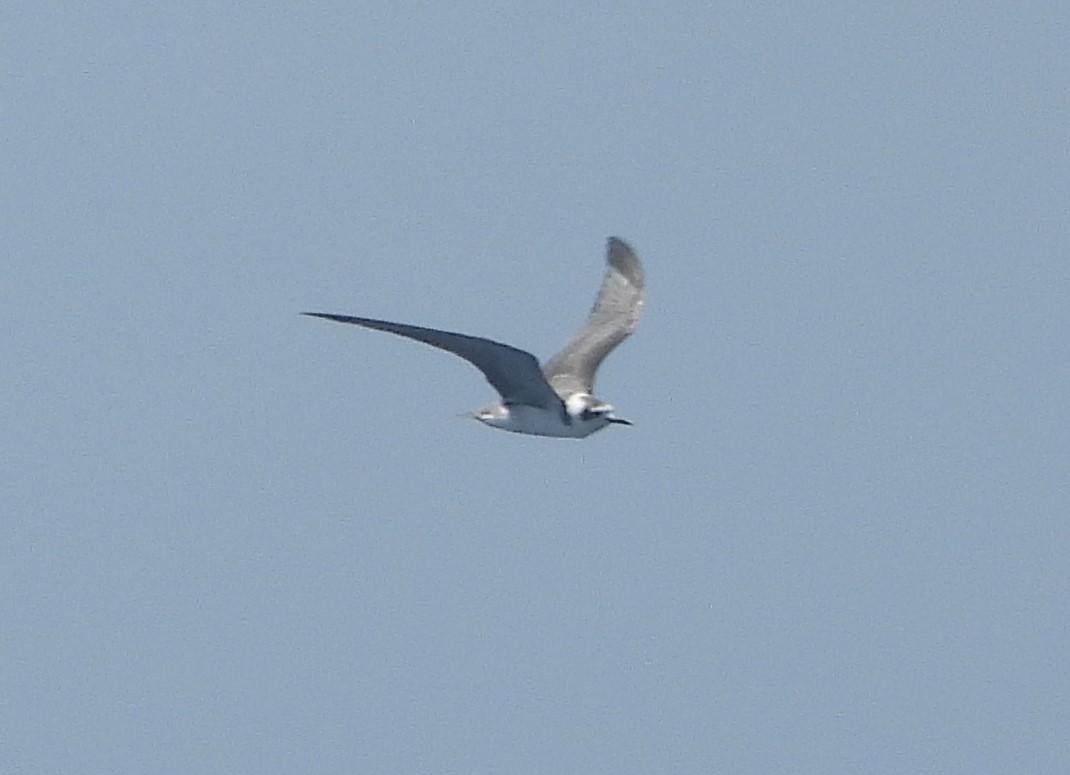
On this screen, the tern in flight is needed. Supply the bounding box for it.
[303,236,645,438]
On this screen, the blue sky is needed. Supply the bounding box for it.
[4,3,1068,773]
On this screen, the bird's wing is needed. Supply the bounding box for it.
[542,237,645,397]
[302,313,564,410]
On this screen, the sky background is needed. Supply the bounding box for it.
[3,2,1068,773]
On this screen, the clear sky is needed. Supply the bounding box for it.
[4,3,1068,773]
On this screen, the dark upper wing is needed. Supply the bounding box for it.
[542,237,645,397]
[302,313,564,409]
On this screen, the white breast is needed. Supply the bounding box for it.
[478,404,609,438]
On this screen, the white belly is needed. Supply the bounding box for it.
[477,403,610,438]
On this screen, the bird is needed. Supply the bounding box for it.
[303,236,645,438]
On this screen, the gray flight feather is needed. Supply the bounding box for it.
[300,313,565,410]
[541,237,646,397]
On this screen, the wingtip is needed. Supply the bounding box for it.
[302,312,349,325]
[606,236,637,260]
[605,236,644,286]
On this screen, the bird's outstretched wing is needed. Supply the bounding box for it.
[302,313,564,410]
[542,237,645,397]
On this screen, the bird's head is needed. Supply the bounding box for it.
[566,393,632,428]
